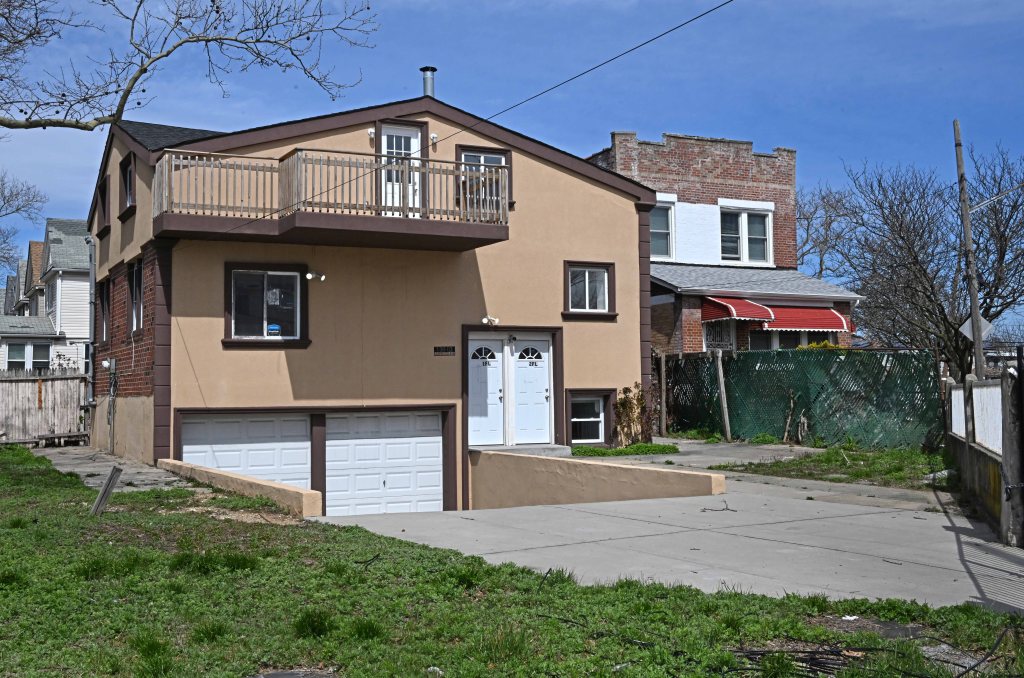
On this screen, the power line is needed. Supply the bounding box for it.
[182,0,740,238]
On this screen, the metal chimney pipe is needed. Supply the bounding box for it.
[420,66,437,97]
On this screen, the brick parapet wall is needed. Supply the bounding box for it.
[591,132,797,269]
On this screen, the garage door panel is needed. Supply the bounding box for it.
[324,411,444,517]
[181,413,311,491]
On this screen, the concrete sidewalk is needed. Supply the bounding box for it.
[33,446,192,492]
[316,487,1024,612]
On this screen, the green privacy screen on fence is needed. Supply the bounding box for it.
[665,350,943,449]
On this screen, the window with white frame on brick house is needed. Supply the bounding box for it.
[721,210,771,264]
[650,206,673,259]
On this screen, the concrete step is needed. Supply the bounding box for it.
[469,444,572,458]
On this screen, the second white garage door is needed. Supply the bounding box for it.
[325,411,444,516]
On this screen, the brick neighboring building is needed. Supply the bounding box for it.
[590,132,860,354]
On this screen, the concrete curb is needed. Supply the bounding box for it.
[156,459,322,517]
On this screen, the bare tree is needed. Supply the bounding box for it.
[835,149,1024,378]
[796,185,853,280]
[0,168,47,273]
[0,0,378,132]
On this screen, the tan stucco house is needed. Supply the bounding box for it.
[89,79,655,515]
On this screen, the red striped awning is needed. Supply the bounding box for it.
[702,297,775,322]
[763,306,850,332]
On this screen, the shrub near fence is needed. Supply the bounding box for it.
[665,350,942,449]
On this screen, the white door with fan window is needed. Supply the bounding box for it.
[513,340,551,444]
[468,339,504,445]
[381,125,421,216]
[467,334,553,446]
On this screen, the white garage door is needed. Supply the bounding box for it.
[325,411,443,516]
[181,413,311,489]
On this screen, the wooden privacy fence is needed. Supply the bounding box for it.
[0,370,88,443]
[660,349,943,449]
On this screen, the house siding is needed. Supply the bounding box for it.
[58,274,91,341]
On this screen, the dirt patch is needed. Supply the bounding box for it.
[173,505,300,526]
[810,614,924,639]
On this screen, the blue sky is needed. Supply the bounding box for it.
[3,0,1023,270]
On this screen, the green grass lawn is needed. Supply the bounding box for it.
[1,445,1019,677]
[571,443,678,457]
[709,446,954,490]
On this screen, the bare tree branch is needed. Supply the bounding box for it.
[0,0,378,131]
[0,167,47,273]
[812,153,1024,378]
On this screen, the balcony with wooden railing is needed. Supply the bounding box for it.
[152,149,510,251]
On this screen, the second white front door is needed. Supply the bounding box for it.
[513,340,551,444]
[467,334,553,446]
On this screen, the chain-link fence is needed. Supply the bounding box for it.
[662,349,943,449]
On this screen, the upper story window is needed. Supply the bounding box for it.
[721,210,772,264]
[650,206,673,258]
[458,146,512,213]
[564,262,616,320]
[231,269,300,340]
[95,176,110,233]
[46,279,56,313]
[97,281,109,342]
[120,155,136,211]
[128,260,143,331]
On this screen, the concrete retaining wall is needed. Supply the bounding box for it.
[469,451,725,509]
[947,433,1003,529]
[157,459,322,517]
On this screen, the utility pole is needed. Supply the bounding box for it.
[954,119,987,380]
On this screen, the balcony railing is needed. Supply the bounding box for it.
[153,149,509,226]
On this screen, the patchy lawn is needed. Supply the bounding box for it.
[571,443,678,457]
[1,445,1020,677]
[709,445,954,490]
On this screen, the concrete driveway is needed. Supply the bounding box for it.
[316,480,1024,612]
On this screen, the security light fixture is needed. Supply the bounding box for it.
[306,271,327,282]
[481,315,499,326]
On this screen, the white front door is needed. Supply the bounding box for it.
[467,334,553,446]
[468,339,504,445]
[381,125,421,215]
[513,339,551,444]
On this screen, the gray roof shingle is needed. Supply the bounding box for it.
[43,218,90,273]
[0,315,57,336]
[652,263,862,300]
[117,120,223,151]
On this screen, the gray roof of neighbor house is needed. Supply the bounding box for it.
[117,120,223,151]
[652,263,862,301]
[43,218,90,273]
[0,315,57,337]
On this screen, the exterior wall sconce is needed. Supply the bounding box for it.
[367,128,375,140]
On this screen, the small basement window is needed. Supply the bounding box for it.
[570,396,605,444]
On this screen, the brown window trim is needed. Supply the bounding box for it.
[118,154,137,222]
[562,261,617,321]
[454,144,514,209]
[566,388,616,447]
[95,176,111,235]
[222,262,310,349]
